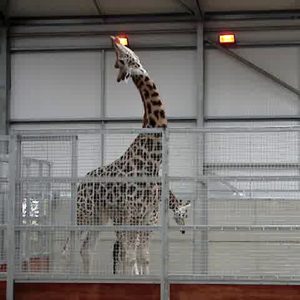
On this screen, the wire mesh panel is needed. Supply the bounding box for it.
[10,127,300,283]
[168,127,300,282]
[14,129,165,278]
[0,137,9,277]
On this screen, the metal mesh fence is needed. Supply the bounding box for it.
[15,129,165,278]
[168,128,300,281]
[4,127,300,283]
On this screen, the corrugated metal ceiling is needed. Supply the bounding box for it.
[7,0,300,17]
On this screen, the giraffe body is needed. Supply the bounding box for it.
[77,133,162,274]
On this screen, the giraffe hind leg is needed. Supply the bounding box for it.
[113,240,125,274]
[80,231,99,274]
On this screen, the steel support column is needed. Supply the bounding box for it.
[193,21,208,275]
[70,136,78,274]
[160,128,170,300]
[0,25,8,135]
[100,50,106,167]
[7,135,16,300]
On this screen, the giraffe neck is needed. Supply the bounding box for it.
[132,74,168,128]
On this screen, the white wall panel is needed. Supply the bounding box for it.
[234,47,299,87]
[11,52,102,120]
[205,47,300,117]
[105,50,197,118]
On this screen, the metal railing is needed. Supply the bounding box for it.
[3,127,300,298]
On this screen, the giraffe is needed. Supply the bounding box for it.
[63,36,190,275]
[110,35,190,275]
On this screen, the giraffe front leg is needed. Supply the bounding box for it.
[137,233,150,275]
[139,247,150,275]
[124,245,138,275]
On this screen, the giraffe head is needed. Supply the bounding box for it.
[111,36,148,82]
[173,201,191,234]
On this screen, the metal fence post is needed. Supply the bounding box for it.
[160,128,169,300]
[70,136,78,274]
[7,135,17,300]
[194,21,208,275]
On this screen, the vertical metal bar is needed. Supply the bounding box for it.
[7,135,17,300]
[0,136,8,268]
[47,161,54,273]
[100,50,106,166]
[0,26,8,135]
[70,136,78,273]
[196,24,205,124]
[14,136,22,275]
[160,128,169,300]
[193,21,208,275]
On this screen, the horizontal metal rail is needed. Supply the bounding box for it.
[205,115,300,122]
[14,225,300,232]
[169,126,300,133]
[168,275,300,285]
[15,274,161,283]
[15,127,163,137]
[10,45,196,53]
[208,197,300,201]
[10,13,198,26]
[17,175,300,184]
[15,225,161,231]
[13,126,300,136]
[18,176,162,183]
[169,225,300,231]
[204,162,300,169]
[10,117,196,125]
[170,175,300,182]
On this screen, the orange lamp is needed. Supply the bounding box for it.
[219,33,236,45]
[116,35,129,46]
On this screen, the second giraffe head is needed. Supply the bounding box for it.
[111,36,148,82]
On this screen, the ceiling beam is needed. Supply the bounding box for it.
[9,13,197,26]
[205,9,300,21]
[195,0,204,19]
[92,0,103,15]
[175,0,196,15]
[0,0,9,24]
